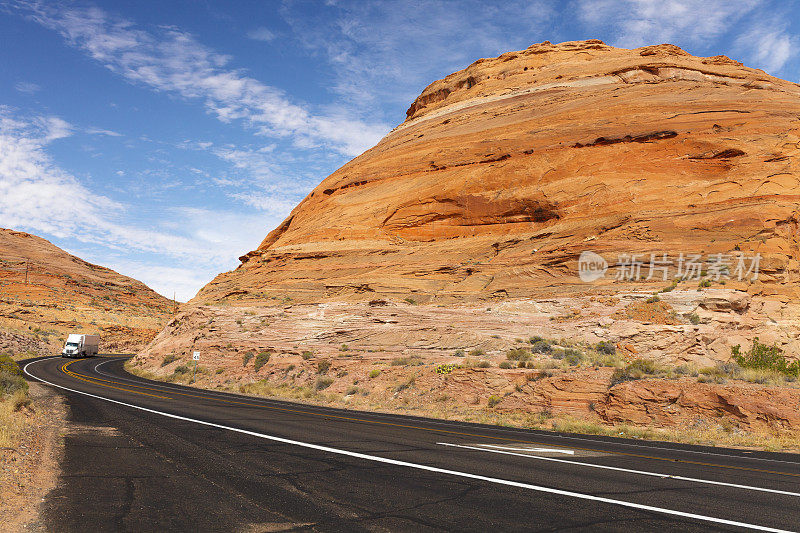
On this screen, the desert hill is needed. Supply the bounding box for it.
[134,41,800,446]
[0,228,173,354]
[199,39,799,304]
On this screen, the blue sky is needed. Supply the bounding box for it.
[0,0,798,301]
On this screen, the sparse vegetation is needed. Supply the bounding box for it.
[301,350,313,360]
[610,359,662,385]
[394,376,415,392]
[315,376,334,390]
[732,338,799,377]
[369,369,381,378]
[436,363,456,374]
[530,339,553,354]
[476,360,491,368]
[487,395,502,408]
[688,312,701,325]
[505,347,531,361]
[594,341,616,355]
[253,351,271,372]
[452,349,465,357]
[317,359,332,374]
[161,353,178,367]
[468,348,485,357]
[242,351,254,367]
[645,295,660,304]
[403,297,417,305]
[498,361,513,369]
[390,355,423,366]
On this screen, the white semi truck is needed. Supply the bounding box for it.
[61,334,100,358]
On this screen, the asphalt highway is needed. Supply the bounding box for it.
[22,355,800,532]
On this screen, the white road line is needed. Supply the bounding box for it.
[91,358,800,468]
[24,360,796,533]
[483,445,575,455]
[438,443,800,498]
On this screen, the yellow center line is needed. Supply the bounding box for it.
[59,359,800,479]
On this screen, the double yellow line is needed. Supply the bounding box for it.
[58,359,800,479]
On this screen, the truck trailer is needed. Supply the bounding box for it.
[61,334,100,358]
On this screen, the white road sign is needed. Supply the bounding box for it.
[193,351,200,361]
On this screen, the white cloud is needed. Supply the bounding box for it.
[281,0,555,117]
[247,27,276,42]
[14,2,389,156]
[576,0,762,49]
[735,22,798,73]
[0,109,276,299]
[14,81,40,93]
[86,127,122,137]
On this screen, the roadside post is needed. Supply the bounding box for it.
[192,351,200,383]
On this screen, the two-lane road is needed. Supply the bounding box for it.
[23,356,800,532]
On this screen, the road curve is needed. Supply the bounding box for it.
[23,355,800,532]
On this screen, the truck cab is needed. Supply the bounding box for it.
[62,334,100,358]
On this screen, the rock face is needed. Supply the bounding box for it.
[199,39,800,305]
[136,41,800,444]
[0,228,173,354]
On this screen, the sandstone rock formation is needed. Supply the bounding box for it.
[0,228,173,354]
[200,39,800,305]
[135,40,800,446]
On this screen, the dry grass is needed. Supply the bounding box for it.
[0,390,31,447]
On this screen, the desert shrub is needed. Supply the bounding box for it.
[698,279,712,288]
[487,395,502,408]
[498,361,513,369]
[253,351,271,372]
[394,377,415,392]
[452,349,465,357]
[476,360,491,368]
[0,354,27,396]
[506,348,531,361]
[391,355,422,366]
[317,359,332,374]
[594,341,616,355]
[688,313,701,325]
[469,348,485,357]
[530,339,552,354]
[556,348,584,366]
[659,280,679,293]
[404,297,417,305]
[369,369,381,378]
[173,364,191,376]
[315,376,334,390]
[731,338,799,376]
[346,386,359,396]
[529,336,544,344]
[242,351,254,367]
[436,363,456,374]
[610,359,661,386]
[646,295,661,304]
[301,351,313,360]
[161,353,179,367]
[215,368,224,374]
[340,344,349,352]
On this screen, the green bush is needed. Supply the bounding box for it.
[301,351,313,360]
[317,359,332,374]
[161,353,178,367]
[530,340,552,354]
[242,351,254,367]
[469,348,485,357]
[645,295,660,304]
[394,377,415,392]
[476,360,491,368]
[452,349,465,357]
[556,348,584,366]
[369,369,381,379]
[498,361,513,369]
[688,313,701,325]
[506,347,531,361]
[610,359,660,385]
[487,395,502,408]
[732,338,800,376]
[253,351,271,372]
[594,341,616,355]
[390,355,423,366]
[315,376,334,390]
